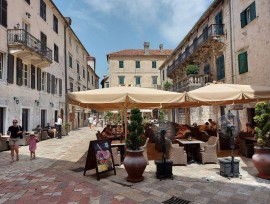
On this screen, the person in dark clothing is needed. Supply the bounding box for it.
[7,119,23,163]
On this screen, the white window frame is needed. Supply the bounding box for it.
[22,64,29,87]
[41,72,46,91]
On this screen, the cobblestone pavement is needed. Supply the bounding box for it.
[0,127,269,204]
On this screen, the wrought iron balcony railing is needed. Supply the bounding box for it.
[167,24,224,76]
[7,29,52,61]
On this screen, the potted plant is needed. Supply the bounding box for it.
[124,108,147,182]
[163,81,172,91]
[252,102,270,179]
[186,64,199,75]
[62,122,70,136]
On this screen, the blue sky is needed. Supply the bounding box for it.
[53,0,213,81]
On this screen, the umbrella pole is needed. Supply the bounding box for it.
[124,109,127,140]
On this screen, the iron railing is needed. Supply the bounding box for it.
[167,24,224,76]
[7,29,52,61]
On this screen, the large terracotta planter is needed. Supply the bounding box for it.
[123,149,147,182]
[252,146,270,179]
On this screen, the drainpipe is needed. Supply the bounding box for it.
[64,24,68,124]
[229,0,235,84]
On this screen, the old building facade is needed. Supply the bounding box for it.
[107,42,173,89]
[160,0,270,125]
[0,0,98,134]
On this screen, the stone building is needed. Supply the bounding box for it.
[0,0,98,134]
[107,42,173,89]
[159,0,270,125]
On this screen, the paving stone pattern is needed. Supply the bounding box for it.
[0,127,269,204]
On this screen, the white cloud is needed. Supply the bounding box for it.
[82,0,212,45]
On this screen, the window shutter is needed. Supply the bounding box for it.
[240,11,247,28]
[216,55,225,80]
[59,79,62,96]
[250,2,256,21]
[238,52,248,74]
[47,73,50,93]
[37,68,41,91]
[31,65,35,89]
[7,54,14,84]
[51,75,55,94]
[16,58,23,86]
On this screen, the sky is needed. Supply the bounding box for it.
[53,0,213,81]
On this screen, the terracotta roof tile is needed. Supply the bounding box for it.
[108,49,173,56]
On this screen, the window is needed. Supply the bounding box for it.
[31,65,35,89]
[53,15,58,33]
[69,81,73,92]
[83,68,85,78]
[54,78,58,94]
[92,75,93,85]
[59,79,62,96]
[25,0,30,4]
[0,0,7,27]
[240,2,256,28]
[78,86,80,91]
[136,61,140,68]
[162,70,165,81]
[22,64,28,86]
[152,61,157,68]
[0,53,3,79]
[152,76,158,85]
[40,0,46,21]
[119,61,124,68]
[238,51,248,74]
[216,55,225,80]
[87,71,90,81]
[69,35,72,46]
[77,62,80,74]
[118,76,125,85]
[69,54,72,68]
[135,76,141,85]
[40,32,47,52]
[54,44,59,62]
[16,58,23,86]
[41,72,46,91]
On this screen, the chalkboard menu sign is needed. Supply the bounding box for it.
[84,140,116,180]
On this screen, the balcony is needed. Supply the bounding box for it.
[167,24,224,77]
[7,29,52,68]
[173,74,211,92]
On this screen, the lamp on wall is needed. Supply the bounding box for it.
[35,100,39,106]
[50,102,54,107]
[26,12,31,18]
[14,97,19,104]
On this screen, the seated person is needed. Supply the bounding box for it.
[45,123,52,129]
[208,119,217,131]
[33,125,42,132]
[199,122,210,132]
[174,125,191,141]
[240,122,255,136]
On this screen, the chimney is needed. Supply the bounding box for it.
[159,44,163,54]
[65,17,72,26]
[144,42,150,54]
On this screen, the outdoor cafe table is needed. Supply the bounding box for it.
[111,140,126,162]
[176,139,205,164]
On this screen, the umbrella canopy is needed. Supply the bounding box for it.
[186,83,270,106]
[67,86,186,110]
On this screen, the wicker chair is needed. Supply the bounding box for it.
[141,138,149,164]
[111,147,121,166]
[166,139,187,165]
[199,136,218,164]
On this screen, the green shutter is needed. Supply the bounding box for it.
[119,61,124,68]
[240,11,247,28]
[16,58,23,86]
[136,61,140,68]
[250,2,256,21]
[216,55,225,80]
[238,52,248,74]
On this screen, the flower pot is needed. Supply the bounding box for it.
[252,146,270,180]
[123,149,147,182]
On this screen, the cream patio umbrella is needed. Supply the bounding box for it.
[186,83,270,106]
[68,86,186,138]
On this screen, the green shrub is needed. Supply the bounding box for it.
[186,64,199,75]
